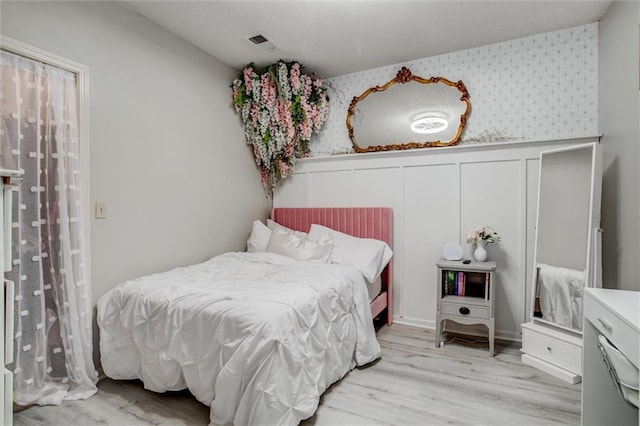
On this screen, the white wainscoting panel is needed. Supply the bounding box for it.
[275,136,600,341]
[461,160,522,337]
[353,168,402,209]
[276,173,307,206]
[403,164,458,326]
[307,170,352,206]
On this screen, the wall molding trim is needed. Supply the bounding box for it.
[275,135,601,339]
[302,134,602,165]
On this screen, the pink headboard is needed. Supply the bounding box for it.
[270,207,393,325]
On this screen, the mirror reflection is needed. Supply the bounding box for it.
[532,144,600,332]
[347,67,470,153]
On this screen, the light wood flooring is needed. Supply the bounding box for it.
[13,324,581,426]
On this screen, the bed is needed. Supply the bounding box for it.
[271,207,393,326]
[97,207,393,426]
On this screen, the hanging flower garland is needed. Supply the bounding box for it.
[231,60,330,196]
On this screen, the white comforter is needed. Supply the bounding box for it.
[97,251,381,426]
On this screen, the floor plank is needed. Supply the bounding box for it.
[14,324,581,425]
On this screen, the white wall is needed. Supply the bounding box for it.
[1,2,269,364]
[313,23,598,155]
[309,8,638,294]
[275,137,599,340]
[599,1,640,292]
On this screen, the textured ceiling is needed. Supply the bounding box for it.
[121,1,612,78]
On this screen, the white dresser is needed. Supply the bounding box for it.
[582,288,639,426]
[521,321,583,383]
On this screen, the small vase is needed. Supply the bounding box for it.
[474,240,488,262]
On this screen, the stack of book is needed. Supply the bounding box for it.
[441,270,489,299]
[442,270,465,296]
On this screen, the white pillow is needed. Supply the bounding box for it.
[247,220,272,252]
[308,224,393,282]
[265,226,306,258]
[265,219,333,262]
[266,219,307,239]
[298,233,333,263]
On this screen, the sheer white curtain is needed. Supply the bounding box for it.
[0,50,97,406]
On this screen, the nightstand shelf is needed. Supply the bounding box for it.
[435,259,497,356]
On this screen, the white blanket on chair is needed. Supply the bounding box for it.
[537,263,586,330]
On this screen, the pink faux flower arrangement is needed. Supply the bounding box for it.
[466,225,502,244]
[232,60,330,197]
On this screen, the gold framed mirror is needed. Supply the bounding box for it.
[346,67,470,153]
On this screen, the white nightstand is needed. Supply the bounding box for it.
[435,259,497,356]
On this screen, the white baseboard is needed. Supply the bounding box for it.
[393,316,434,329]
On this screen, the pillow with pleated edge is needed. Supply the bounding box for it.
[298,232,333,263]
[265,219,333,262]
[247,219,272,252]
[308,223,392,283]
[266,219,307,239]
[265,225,306,259]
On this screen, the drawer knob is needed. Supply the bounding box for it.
[459,307,470,315]
[546,346,552,352]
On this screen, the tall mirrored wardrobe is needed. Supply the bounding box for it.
[521,142,602,384]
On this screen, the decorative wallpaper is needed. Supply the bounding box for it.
[311,23,598,156]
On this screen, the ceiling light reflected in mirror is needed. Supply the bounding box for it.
[410,113,449,134]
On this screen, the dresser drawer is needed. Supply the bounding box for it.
[442,301,490,320]
[584,292,639,369]
[522,325,582,374]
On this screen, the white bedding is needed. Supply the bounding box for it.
[97,251,381,426]
[537,263,585,330]
[367,276,382,302]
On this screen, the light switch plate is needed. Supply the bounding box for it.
[95,201,107,219]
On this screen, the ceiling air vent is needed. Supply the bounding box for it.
[247,34,277,52]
